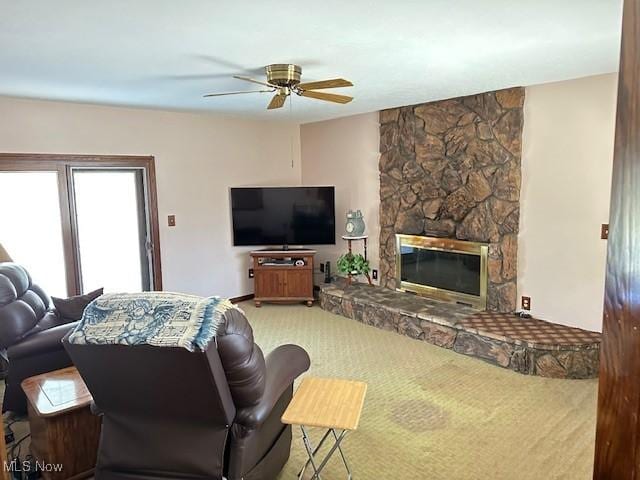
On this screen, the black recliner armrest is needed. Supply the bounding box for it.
[234,344,310,430]
[8,322,77,360]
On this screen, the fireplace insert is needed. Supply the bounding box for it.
[395,234,488,309]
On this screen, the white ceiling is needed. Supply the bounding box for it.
[0,0,623,123]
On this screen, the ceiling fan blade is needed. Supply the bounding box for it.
[296,78,353,90]
[193,55,264,75]
[163,73,232,81]
[233,75,274,88]
[203,89,273,98]
[298,90,353,104]
[267,93,287,110]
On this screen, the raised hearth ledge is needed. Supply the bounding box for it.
[319,281,600,379]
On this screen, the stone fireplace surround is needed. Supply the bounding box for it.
[379,88,524,312]
[318,87,601,378]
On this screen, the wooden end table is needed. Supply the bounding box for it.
[282,377,367,480]
[21,367,101,480]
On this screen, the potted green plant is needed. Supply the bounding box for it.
[337,252,372,286]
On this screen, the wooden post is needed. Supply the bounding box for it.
[594,0,640,477]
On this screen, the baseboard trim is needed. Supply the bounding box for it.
[230,293,255,304]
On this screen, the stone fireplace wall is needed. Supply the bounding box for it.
[379,88,524,312]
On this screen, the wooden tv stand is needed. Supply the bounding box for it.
[251,250,316,307]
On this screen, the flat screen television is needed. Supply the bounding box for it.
[230,186,336,247]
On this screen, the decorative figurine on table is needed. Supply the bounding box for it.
[345,209,366,237]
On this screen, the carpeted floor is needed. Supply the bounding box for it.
[4,303,597,479]
[241,302,598,480]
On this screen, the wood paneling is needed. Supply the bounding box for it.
[594,0,640,478]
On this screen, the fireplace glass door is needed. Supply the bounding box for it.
[395,234,488,309]
[399,247,481,296]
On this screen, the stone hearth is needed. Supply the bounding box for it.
[379,88,524,312]
[320,281,600,379]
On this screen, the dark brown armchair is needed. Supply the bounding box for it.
[0,263,77,414]
[63,307,310,480]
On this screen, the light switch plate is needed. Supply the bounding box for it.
[168,215,176,227]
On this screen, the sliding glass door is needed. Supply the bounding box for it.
[72,169,152,293]
[0,155,161,296]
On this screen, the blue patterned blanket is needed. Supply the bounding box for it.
[67,292,239,351]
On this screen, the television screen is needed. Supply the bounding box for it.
[230,186,336,246]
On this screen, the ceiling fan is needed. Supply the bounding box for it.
[203,64,353,109]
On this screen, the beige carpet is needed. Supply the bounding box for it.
[241,302,598,480]
[4,303,597,479]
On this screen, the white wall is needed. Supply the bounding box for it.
[518,74,617,332]
[299,74,618,332]
[0,96,301,298]
[300,113,380,283]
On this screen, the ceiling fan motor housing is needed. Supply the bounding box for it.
[266,64,302,87]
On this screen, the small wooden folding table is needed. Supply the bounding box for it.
[282,377,367,480]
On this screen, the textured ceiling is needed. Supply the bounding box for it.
[0,0,623,123]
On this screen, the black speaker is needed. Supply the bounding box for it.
[324,261,331,283]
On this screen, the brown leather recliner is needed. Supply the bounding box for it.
[63,307,310,480]
[0,263,77,414]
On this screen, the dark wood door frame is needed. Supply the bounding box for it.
[0,153,163,294]
[594,0,640,477]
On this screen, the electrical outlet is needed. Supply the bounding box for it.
[248,268,254,278]
[521,296,531,311]
[167,215,176,227]
[372,269,378,280]
[320,263,325,273]
[601,224,609,239]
